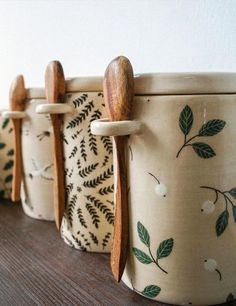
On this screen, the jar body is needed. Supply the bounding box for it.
[61,92,114,252]
[21,99,54,220]
[122,94,236,305]
[0,116,14,199]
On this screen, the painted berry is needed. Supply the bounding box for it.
[155,182,167,197]
[201,200,215,214]
[204,258,217,272]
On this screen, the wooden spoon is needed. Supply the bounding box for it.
[45,61,66,229]
[9,75,27,202]
[103,56,134,282]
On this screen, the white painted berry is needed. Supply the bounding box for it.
[201,200,215,214]
[155,183,168,197]
[204,258,217,272]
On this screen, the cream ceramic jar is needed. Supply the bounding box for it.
[0,113,14,199]
[91,73,236,305]
[37,77,114,252]
[3,89,54,220]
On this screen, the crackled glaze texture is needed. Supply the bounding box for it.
[61,92,114,252]
[0,116,14,199]
[121,95,236,305]
[21,99,54,220]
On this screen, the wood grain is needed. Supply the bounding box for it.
[0,200,164,306]
[45,61,66,229]
[9,75,27,202]
[103,56,134,282]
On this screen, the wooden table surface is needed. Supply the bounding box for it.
[0,200,231,306]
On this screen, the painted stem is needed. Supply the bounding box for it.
[200,185,235,210]
[148,247,168,274]
[215,268,222,281]
[176,134,199,158]
[148,172,160,184]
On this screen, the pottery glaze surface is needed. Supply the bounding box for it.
[60,92,114,252]
[21,98,54,220]
[91,73,236,305]
[0,115,14,199]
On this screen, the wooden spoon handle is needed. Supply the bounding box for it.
[9,75,27,202]
[111,136,129,281]
[50,114,65,228]
[11,119,23,201]
[103,56,134,282]
[45,61,66,229]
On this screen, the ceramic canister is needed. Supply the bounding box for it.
[3,87,54,220]
[37,77,114,252]
[0,113,14,199]
[91,73,236,305]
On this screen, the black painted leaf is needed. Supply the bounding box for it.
[198,119,226,136]
[229,188,236,199]
[1,118,9,129]
[3,160,13,171]
[232,206,236,223]
[179,105,193,136]
[4,174,13,183]
[156,238,174,259]
[192,142,216,159]
[137,221,150,247]
[132,248,152,264]
[142,285,161,298]
[7,149,14,156]
[216,210,229,236]
[0,143,6,150]
[226,293,235,303]
[0,190,5,198]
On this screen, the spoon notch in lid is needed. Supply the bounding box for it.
[45,60,66,229]
[9,75,27,202]
[103,56,134,282]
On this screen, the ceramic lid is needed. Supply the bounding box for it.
[26,73,236,98]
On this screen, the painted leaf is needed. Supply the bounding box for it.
[132,247,152,264]
[232,206,236,223]
[142,285,161,298]
[0,143,6,150]
[179,105,193,136]
[156,238,174,259]
[198,119,226,136]
[216,210,229,236]
[1,118,9,129]
[3,160,13,171]
[7,149,14,156]
[192,142,216,159]
[4,174,13,183]
[0,190,5,198]
[137,221,150,247]
[226,293,235,303]
[229,188,236,199]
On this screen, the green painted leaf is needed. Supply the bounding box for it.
[232,206,236,223]
[216,210,229,236]
[132,247,152,264]
[4,174,13,183]
[137,221,150,247]
[156,238,174,259]
[198,119,226,136]
[192,142,216,159]
[179,105,193,136]
[229,188,236,199]
[142,285,161,298]
[0,143,6,150]
[3,160,13,171]
[1,118,9,129]
[7,149,14,156]
[226,293,235,303]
